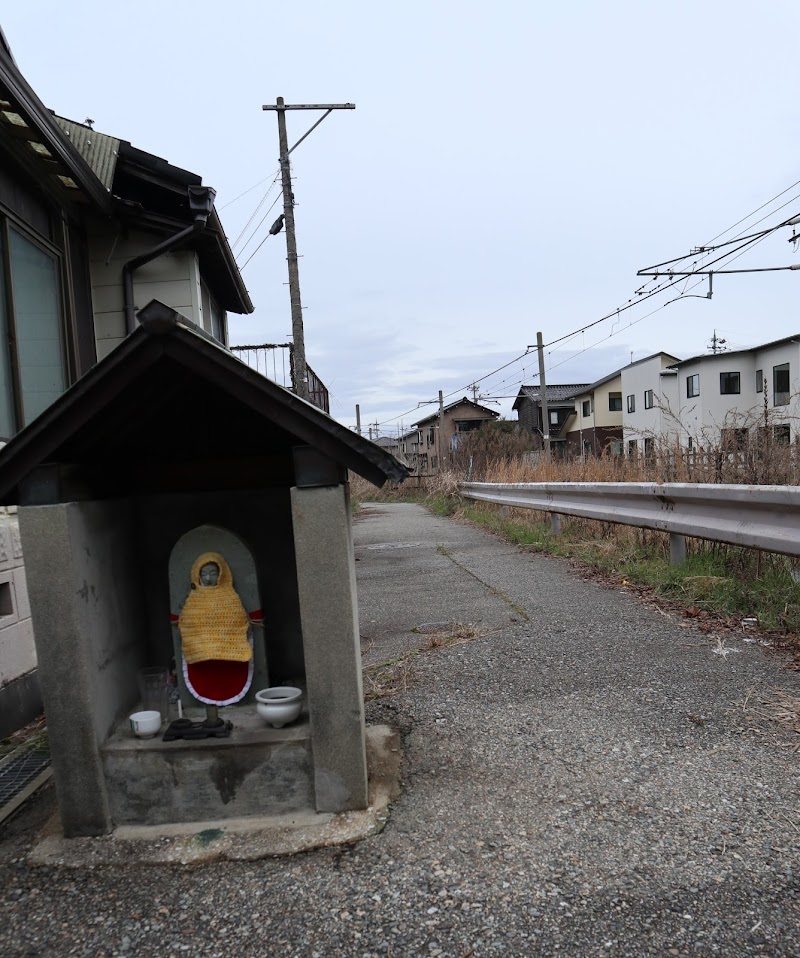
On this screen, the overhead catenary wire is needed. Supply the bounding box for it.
[369,178,800,430]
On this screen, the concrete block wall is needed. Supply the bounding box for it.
[0,504,42,737]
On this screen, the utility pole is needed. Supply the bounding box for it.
[437,390,445,474]
[355,404,361,436]
[470,383,478,402]
[536,332,551,458]
[262,98,355,400]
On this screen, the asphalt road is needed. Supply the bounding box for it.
[1,501,799,957]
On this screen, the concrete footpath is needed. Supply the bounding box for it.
[1,502,799,957]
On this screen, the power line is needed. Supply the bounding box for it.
[219,169,280,211]
[236,194,283,264]
[373,179,800,431]
[231,174,281,250]
[704,178,800,245]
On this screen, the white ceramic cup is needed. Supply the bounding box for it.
[129,710,162,738]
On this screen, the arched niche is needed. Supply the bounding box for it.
[168,524,268,705]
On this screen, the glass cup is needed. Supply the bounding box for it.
[138,667,169,723]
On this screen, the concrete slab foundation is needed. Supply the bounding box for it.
[29,725,401,867]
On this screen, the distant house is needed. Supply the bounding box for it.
[666,335,800,449]
[621,352,682,456]
[513,384,588,455]
[414,397,499,472]
[564,371,624,456]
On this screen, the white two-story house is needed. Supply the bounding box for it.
[669,335,800,449]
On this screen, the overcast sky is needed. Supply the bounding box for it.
[4,2,800,432]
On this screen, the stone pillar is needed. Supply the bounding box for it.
[19,504,112,836]
[290,483,368,812]
[19,500,146,837]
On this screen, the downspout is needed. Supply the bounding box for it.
[122,185,216,335]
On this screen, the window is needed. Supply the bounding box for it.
[608,392,622,412]
[0,226,65,435]
[774,424,791,446]
[686,374,699,398]
[644,437,654,458]
[773,363,790,406]
[549,410,559,425]
[719,371,740,395]
[626,394,635,414]
[721,427,748,451]
[582,399,591,417]
[755,369,763,393]
[687,436,693,450]
[644,389,654,410]
[628,439,638,459]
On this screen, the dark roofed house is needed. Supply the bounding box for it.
[513,384,588,454]
[0,30,254,735]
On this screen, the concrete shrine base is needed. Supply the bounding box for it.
[102,704,314,827]
[29,725,401,866]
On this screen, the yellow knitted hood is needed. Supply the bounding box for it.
[178,551,252,664]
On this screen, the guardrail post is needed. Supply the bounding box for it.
[500,506,509,519]
[670,533,687,566]
[551,513,561,535]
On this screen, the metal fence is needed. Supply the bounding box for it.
[459,481,800,561]
[230,343,330,414]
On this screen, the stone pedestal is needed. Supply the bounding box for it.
[102,707,313,825]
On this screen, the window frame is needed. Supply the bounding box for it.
[644,389,654,410]
[581,399,591,418]
[608,391,622,412]
[626,394,635,414]
[755,369,763,394]
[773,424,791,446]
[719,371,741,395]
[0,216,67,440]
[773,363,790,407]
[686,373,699,398]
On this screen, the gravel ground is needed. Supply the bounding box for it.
[1,502,798,957]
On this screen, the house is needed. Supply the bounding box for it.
[621,337,800,453]
[621,352,682,457]
[0,32,251,733]
[513,384,589,455]
[564,371,624,456]
[414,397,499,472]
[396,429,420,469]
[666,335,800,450]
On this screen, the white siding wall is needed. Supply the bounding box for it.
[88,229,204,359]
[675,342,800,444]
[0,505,35,688]
[622,355,680,449]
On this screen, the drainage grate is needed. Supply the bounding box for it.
[0,744,51,825]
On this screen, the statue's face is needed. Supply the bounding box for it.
[199,562,220,587]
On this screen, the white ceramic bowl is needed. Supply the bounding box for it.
[255,687,303,728]
[129,710,162,737]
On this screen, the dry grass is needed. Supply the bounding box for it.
[362,623,484,701]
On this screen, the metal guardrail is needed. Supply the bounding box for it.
[459,481,800,560]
